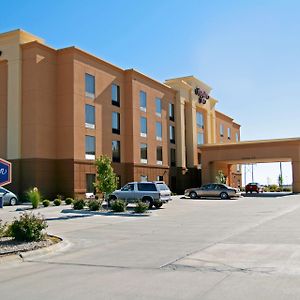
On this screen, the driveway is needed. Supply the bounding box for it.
[1,195,300,299]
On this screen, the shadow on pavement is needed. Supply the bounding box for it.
[242,192,293,198]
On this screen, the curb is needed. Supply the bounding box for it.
[0,236,70,265]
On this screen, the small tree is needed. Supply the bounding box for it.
[278,174,283,191]
[94,155,118,201]
[215,170,226,184]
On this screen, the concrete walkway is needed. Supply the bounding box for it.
[1,195,300,299]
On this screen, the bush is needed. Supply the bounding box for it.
[27,187,41,209]
[283,187,292,192]
[73,199,86,210]
[0,220,8,238]
[56,194,64,201]
[53,199,61,206]
[134,201,148,213]
[42,200,50,207]
[88,199,102,211]
[111,199,126,212]
[65,197,73,205]
[8,213,47,242]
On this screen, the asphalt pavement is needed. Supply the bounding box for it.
[1,194,300,299]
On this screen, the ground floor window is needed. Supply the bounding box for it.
[86,174,96,194]
[157,175,163,181]
[141,175,148,182]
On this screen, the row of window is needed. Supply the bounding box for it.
[219,124,239,141]
[85,135,176,166]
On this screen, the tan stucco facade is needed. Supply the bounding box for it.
[0,29,242,198]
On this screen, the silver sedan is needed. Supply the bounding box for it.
[185,183,241,200]
[0,187,18,206]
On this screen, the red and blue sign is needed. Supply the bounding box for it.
[0,158,12,187]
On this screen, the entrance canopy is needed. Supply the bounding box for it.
[200,138,300,193]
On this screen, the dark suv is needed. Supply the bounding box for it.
[109,181,171,208]
[245,183,263,193]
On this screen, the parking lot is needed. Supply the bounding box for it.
[1,194,300,299]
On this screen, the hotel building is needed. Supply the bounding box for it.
[0,29,240,198]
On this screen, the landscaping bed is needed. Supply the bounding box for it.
[0,235,61,256]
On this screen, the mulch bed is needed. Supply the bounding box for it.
[0,235,61,256]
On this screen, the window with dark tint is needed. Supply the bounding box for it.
[169,125,175,144]
[140,143,147,160]
[197,152,201,164]
[137,183,157,191]
[112,140,120,162]
[85,104,95,127]
[85,135,95,156]
[169,103,175,121]
[112,84,120,106]
[140,91,147,110]
[112,112,120,134]
[86,174,96,193]
[156,146,163,162]
[85,73,95,97]
[170,148,176,167]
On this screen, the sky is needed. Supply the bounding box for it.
[1,0,298,185]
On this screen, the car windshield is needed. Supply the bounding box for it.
[156,183,169,191]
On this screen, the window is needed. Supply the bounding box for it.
[235,132,239,142]
[112,140,120,162]
[121,183,134,191]
[228,128,231,139]
[85,104,95,129]
[169,103,175,121]
[197,132,204,145]
[86,174,96,194]
[112,112,120,134]
[137,183,156,191]
[112,84,120,106]
[170,148,176,167]
[198,152,201,165]
[140,91,147,111]
[169,125,175,144]
[156,122,162,141]
[156,98,162,116]
[196,112,204,128]
[140,117,147,137]
[157,175,164,181]
[220,124,224,137]
[237,164,241,172]
[140,143,147,163]
[156,146,163,165]
[140,175,148,182]
[85,135,95,160]
[85,73,95,98]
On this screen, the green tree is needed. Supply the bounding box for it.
[94,155,118,200]
[215,170,226,184]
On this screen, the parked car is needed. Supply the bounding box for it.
[245,182,263,193]
[184,183,241,199]
[109,181,171,208]
[0,187,18,206]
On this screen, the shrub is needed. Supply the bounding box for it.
[65,197,73,205]
[111,199,126,212]
[27,187,41,209]
[269,184,278,192]
[42,200,50,207]
[0,220,8,238]
[53,199,61,206]
[73,199,86,210]
[88,199,102,211]
[134,201,148,213]
[56,194,64,201]
[283,187,292,192]
[8,213,47,242]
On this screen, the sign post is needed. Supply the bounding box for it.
[0,158,12,208]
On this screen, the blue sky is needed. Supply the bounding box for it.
[1,0,298,185]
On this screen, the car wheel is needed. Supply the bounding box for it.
[9,197,17,206]
[108,195,117,207]
[142,197,153,209]
[154,201,163,209]
[189,191,198,199]
[220,192,229,200]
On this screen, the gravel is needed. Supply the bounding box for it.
[0,236,60,255]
